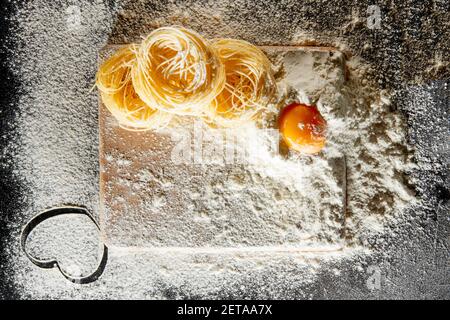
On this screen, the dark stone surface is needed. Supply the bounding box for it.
[0,0,448,299]
[0,0,22,300]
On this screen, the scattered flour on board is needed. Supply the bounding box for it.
[2,0,418,298]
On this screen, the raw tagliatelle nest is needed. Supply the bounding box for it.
[96,26,276,130]
[132,26,226,116]
[95,45,171,131]
[206,39,276,128]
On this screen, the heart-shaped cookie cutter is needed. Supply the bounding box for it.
[21,205,108,284]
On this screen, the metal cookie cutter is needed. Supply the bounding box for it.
[21,206,108,284]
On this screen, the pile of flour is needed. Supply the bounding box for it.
[2,0,418,298]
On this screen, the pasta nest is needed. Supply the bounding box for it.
[206,38,276,127]
[132,26,226,116]
[96,45,171,131]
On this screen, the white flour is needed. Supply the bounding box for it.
[3,0,417,299]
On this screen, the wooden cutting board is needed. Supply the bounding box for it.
[99,45,347,252]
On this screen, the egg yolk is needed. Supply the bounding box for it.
[279,102,327,154]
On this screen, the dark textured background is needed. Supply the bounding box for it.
[0,0,21,300]
[0,0,448,299]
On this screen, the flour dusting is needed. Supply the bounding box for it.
[1,0,424,299]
